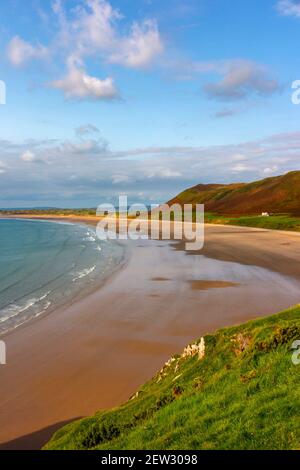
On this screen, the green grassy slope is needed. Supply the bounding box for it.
[45,305,300,450]
[204,213,300,232]
[168,171,300,216]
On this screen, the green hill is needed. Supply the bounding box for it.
[45,305,300,450]
[168,171,300,216]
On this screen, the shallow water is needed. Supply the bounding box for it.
[0,219,124,335]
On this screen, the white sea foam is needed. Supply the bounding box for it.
[84,230,97,242]
[72,266,96,282]
[34,301,51,317]
[1,300,52,335]
[85,236,96,242]
[0,291,51,324]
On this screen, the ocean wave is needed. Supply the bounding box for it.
[85,236,96,242]
[0,291,51,324]
[84,230,97,242]
[72,266,96,282]
[0,300,52,336]
[34,301,51,317]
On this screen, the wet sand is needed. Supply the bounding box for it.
[188,280,240,290]
[0,222,300,449]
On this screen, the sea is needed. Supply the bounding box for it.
[0,218,125,336]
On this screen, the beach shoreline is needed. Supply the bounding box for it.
[0,219,300,449]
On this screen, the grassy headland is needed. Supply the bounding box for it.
[169,170,300,232]
[45,305,300,450]
[168,170,300,216]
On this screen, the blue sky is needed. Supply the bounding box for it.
[0,0,300,207]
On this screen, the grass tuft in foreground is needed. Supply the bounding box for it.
[45,306,300,450]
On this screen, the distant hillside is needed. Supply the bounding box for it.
[168,171,300,216]
[45,305,300,450]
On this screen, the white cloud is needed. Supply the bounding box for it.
[213,108,237,119]
[5,0,164,101]
[231,163,254,173]
[52,0,163,69]
[6,0,279,110]
[277,0,300,17]
[75,124,100,137]
[0,161,6,174]
[7,36,48,66]
[263,165,279,175]
[69,0,120,55]
[60,136,108,154]
[165,58,280,102]
[51,64,118,100]
[231,154,247,162]
[112,174,132,184]
[1,130,300,205]
[204,60,280,101]
[109,20,164,68]
[21,150,36,162]
[146,167,182,179]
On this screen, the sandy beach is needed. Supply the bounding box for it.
[0,221,300,449]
